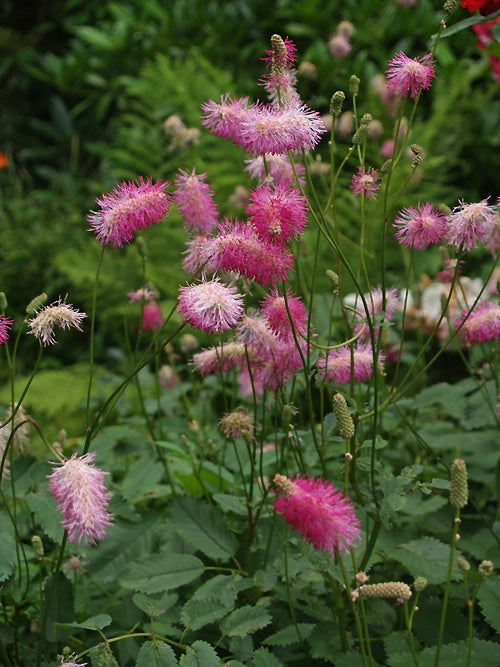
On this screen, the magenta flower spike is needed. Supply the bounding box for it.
[455,300,500,343]
[0,315,14,346]
[445,198,498,251]
[174,168,219,234]
[350,167,381,200]
[246,183,308,243]
[48,452,112,545]
[88,177,171,247]
[317,343,384,385]
[393,202,447,250]
[274,474,361,555]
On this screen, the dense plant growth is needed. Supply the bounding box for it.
[1,1,499,666]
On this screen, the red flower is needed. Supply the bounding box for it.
[461,0,500,16]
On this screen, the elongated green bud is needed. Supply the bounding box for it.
[349,75,360,96]
[135,235,148,260]
[31,535,44,559]
[457,556,470,572]
[326,269,340,295]
[332,393,355,439]
[330,91,346,117]
[360,582,412,601]
[443,0,461,15]
[352,124,369,145]
[380,159,392,175]
[0,292,7,311]
[450,458,468,509]
[410,143,425,168]
[26,293,47,315]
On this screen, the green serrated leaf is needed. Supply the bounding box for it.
[252,647,284,667]
[122,554,204,593]
[181,598,232,631]
[0,512,17,583]
[135,640,178,667]
[26,488,65,544]
[41,573,74,642]
[213,493,248,516]
[477,577,500,634]
[221,605,272,638]
[61,613,112,630]
[388,537,461,584]
[89,642,120,667]
[179,640,221,667]
[263,623,315,646]
[132,592,178,617]
[416,638,500,666]
[169,496,238,560]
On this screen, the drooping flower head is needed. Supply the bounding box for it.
[192,342,249,375]
[48,452,112,545]
[88,177,171,248]
[261,290,308,341]
[385,51,436,99]
[201,93,251,141]
[210,220,295,286]
[178,278,244,333]
[28,298,86,346]
[317,343,384,385]
[174,168,219,234]
[445,198,498,251]
[244,153,306,188]
[273,474,361,555]
[0,315,13,346]
[127,286,156,303]
[455,300,500,343]
[393,202,447,250]
[246,183,308,243]
[350,167,381,200]
[141,302,163,331]
[238,102,327,155]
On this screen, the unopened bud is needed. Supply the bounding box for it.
[135,235,148,260]
[443,0,461,14]
[330,91,346,117]
[410,144,425,168]
[379,324,391,347]
[457,556,470,572]
[352,124,369,145]
[0,292,7,311]
[478,560,494,579]
[274,473,295,497]
[326,269,340,294]
[413,577,427,593]
[380,159,392,175]
[360,113,372,126]
[450,458,468,509]
[349,75,360,96]
[26,293,47,315]
[356,571,369,585]
[438,203,452,216]
[360,582,412,601]
[332,393,355,439]
[31,535,44,559]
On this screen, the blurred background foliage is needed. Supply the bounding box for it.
[1,0,499,367]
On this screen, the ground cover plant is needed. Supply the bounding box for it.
[1,1,499,665]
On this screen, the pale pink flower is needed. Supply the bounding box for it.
[182,234,218,275]
[486,214,500,255]
[58,653,87,667]
[350,167,381,200]
[317,343,383,385]
[127,286,156,303]
[174,168,219,234]
[328,34,351,58]
[0,315,13,346]
[393,202,447,250]
[244,154,306,188]
[445,198,498,251]
[178,278,244,333]
[201,93,251,141]
[28,298,86,346]
[273,474,361,555]
[192,342,249,375]
[210,220,294,286]
[88,177,171,247]
[238,102,327,155]
[455,300,500,344]
[261,290,308,341]
[380,139,395,158]
[385,51,436,99]
[246,183,308,243]
[48,452,112,545]
[142,302,163,331]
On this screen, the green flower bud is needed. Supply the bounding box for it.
[31,535,44,559]
[450,458,468,510]
[349,75,360,96]
[478,560,494,579]
[380,159,392,175]
[410,144,425,168]
[25,293,47,315]
[443,0,461,15]
[352,124,369,145]
[325,269,340,295]
[413,576,427,593]
[457,556,470,572]
[0,292,7,311]
[332,393,355,439]
[330,91,346,117]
